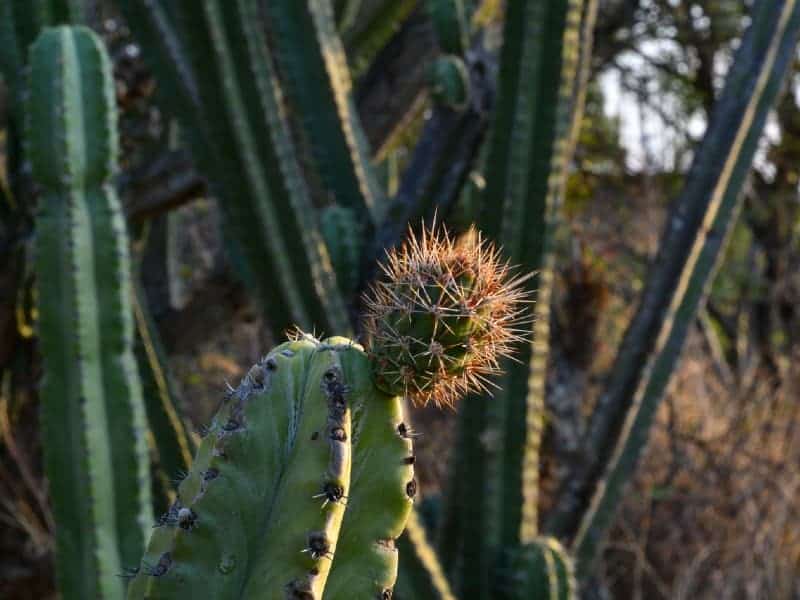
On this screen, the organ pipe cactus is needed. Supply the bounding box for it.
[127,227,528,599]
[28,26,152,599]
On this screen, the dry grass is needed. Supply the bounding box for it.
[598,336,800,599]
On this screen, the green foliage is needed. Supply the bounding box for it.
[28,25,152,599]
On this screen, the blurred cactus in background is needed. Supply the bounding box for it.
[2,0,800,598]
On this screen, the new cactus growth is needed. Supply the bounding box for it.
[128,226,527,599]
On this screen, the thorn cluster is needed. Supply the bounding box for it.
[363,225,531,408]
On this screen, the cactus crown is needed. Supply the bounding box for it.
[363,225,530,408]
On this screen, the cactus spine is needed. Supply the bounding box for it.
[29,26,152,599]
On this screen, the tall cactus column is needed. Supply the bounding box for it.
[29,26,152,599]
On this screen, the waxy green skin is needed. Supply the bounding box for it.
[128,335,414,599]
[29,26,152,600]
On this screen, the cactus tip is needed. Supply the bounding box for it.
[363,224,531,408]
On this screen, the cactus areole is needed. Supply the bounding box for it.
[129,226,527,599]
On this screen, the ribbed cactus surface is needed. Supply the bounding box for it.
[497,538,576,600]
[127,334,413,599]
[364,227,529,408]
[29,25,152,600]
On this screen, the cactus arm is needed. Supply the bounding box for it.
[128,336,354,598]
[492,0,582,547]
[320,205,364,298]
[243,343,352,597]
[173,0,311,330]
[436,2,585,596]
[514,0,583,544]
[395,509,458,600]
[345,0,418,80]
[30,25,151,599]
[564,0,800,577]
[265,0,385,224]
[0,0,83,120]
[323,343,415,599]
[120,0,349,336]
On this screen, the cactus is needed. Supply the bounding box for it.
[438,2,586,597]
[395,509,457,600]
[28,26,152,599]
[428,55,471,111]
[118,0,350,338]
[427,0,469,55]
[127,226,526,598]
[496,538,576,600]
[319,204,365,298]
[131,280,195,493]
[8,1,797,598]
[266,0,385,223]
[364,226,529,408]
[127,334,357,598]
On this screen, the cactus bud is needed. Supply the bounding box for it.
[363,225,530,408]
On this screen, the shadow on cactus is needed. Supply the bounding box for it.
[127,226,530,599]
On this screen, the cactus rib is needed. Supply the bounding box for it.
[30,26,152,599]
[265,0,385,224]
[127,336,354,599]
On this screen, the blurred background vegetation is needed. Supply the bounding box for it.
[1,0,800,598]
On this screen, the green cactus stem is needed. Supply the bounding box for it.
[118,0,350,338]
[496,538,576,600]
[29,25,152,599]
[265,0,385,223]
[320,204,365,298]
[428,54,471,111]
[363,226,530,408]
[321,340,415,599]
[395,508,458,600]
[127,335,355,598]
[426,0,468,55]
[128,224,527,598]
